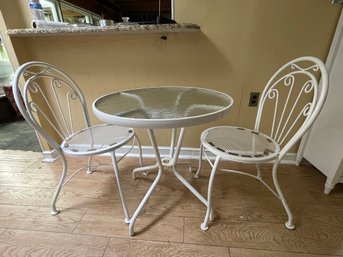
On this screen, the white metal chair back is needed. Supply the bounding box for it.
[255,56,328,159]
[12,61,90,151]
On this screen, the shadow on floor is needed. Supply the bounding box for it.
[0,119,41,152]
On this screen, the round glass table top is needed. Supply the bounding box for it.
[92,87,234,128]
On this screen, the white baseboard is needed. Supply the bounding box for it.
[41,150,59,163]
[41,145,299,165]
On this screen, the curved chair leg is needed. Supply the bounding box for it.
[201,156,221,231]
[110,151,130,224]
[194,143,204,179]
[255,164,262,180]
[132,134,149,179]
[86,155,94,174]
[51,154,68,215]
[272,161,295,230]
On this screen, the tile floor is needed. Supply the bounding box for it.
[0,150,342,257]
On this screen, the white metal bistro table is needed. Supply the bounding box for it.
[92,86,233,235]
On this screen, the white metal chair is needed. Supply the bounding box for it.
[195,56,329,230]
[12,61,143,226]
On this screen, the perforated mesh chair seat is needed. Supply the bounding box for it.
[62,124,134,156]
[201,126,280,163]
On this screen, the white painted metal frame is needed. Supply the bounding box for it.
[93,87,233,236]
[196,56,329,231]
[12,61,143,227]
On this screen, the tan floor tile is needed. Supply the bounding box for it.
[59,182,119,198]
[74,210,184,242]
[0,150,41,162]
[0,173,59,188]
[134,173,197,197]
[245,201,343,226]
[145,195,207,217]
[0,229,109,257]
[57,173,139,209]
[242,197,289,223]
[296,222,343,255]
[22,160,84,174]
[0,186,54,206]
[58,196,143,214]
[195,172,276,199]
[230,248,342,257]
[0,160,34,173]
[184,218,307,253]
[294,204,343,227]
[146,195,247,221]
[0,205,85,233]
[58,165,139,189]
[104,237,230,257]
[210,195,248,221]
[1,151,342,256]
[23,155,137,176]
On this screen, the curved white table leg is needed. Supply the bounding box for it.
[170,128,177,158]
[171,128,209,206]
[194,143,204,178]
[128,129,164,236]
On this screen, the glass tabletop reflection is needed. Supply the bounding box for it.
[93,87,233,128]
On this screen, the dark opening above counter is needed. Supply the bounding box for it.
[7,23,200,37]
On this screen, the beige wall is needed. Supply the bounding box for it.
[0,0,341,150]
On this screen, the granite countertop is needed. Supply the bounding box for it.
[7,23,200,37]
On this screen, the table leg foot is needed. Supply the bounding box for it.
[200,223,209,231]
[132,164,158,179]
[129,221,135,236]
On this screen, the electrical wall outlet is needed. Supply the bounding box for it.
[249,92,260,107]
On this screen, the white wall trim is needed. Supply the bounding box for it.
[42,145,300,165]
[41,149,59,163]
